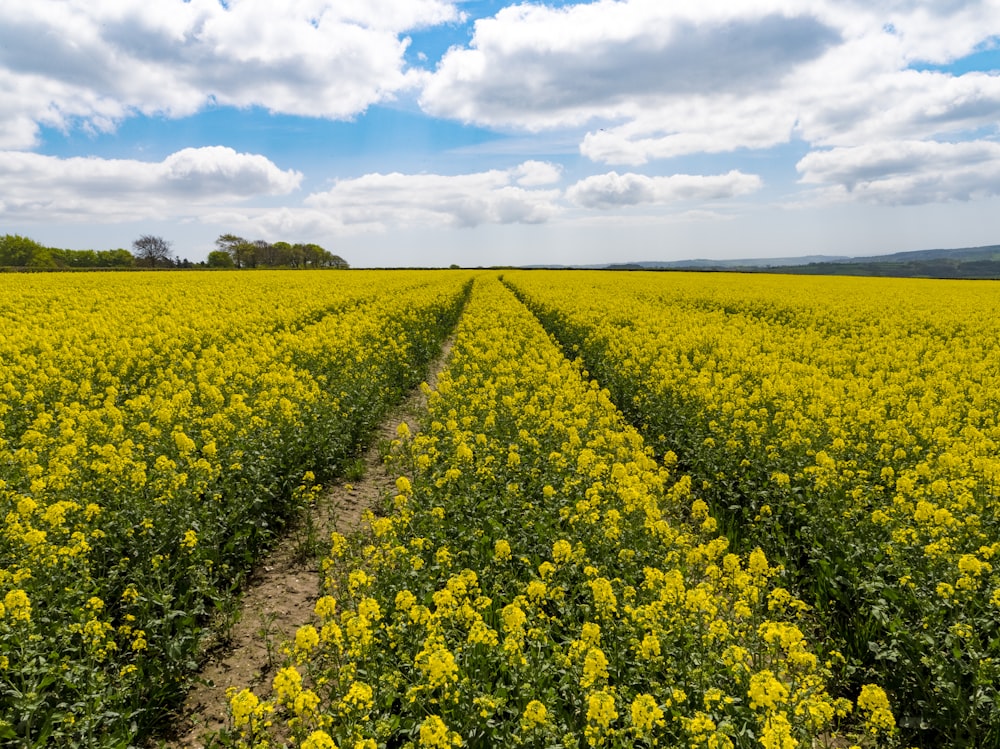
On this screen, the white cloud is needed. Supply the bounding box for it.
[512,160,563,186]
[421,0,840,130]
[796,139,1000,204]
[579,96,799,165]
[202,206,358,241]
[304,163,562,229]
[421,0,1000,189]
[0,0,461,147]
[794,69,1000,148]
[567,170,763,208]
[0,147,301,222]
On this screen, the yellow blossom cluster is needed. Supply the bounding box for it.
[232,277,879,748]
[0,269,471,746]
[506,269,1000,745]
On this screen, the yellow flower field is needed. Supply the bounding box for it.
[237,277,892,749]
[0,270,470,746]
[6,268,995,747]
[506,270,1000,746]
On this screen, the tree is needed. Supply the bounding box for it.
[213,233,348,270]
[207,250,235,268]
[272,241,296,267]
[215,234,255,269]
[100,248,136,268]
[253,239,277,267]
[132,234,173,268]
[0,234,55,267]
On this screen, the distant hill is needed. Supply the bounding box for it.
[597,244,1000,279]
[605,254,850,270]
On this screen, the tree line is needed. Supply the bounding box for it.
[0,234,134,269]
[209,234,348,269]
[0,233,348,270]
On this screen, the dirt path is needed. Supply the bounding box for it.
[162,339,453,748]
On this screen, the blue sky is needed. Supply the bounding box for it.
[2,1,1000,267]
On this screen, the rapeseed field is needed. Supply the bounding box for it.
[0,270,469,746]
[507,270,1000,747]
[234,277,896,749]
[5,269,994,747]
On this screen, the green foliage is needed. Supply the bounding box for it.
[0,234,55,268]
[207,250,236,269]
[214,234,348,269]
[0,234,134,269]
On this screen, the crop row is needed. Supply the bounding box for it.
[0,271,471,747]
[504,270,1000,747]
[234,277,893,749]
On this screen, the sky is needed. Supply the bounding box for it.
[1,0,999,268]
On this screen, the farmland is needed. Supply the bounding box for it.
[506,271,1000,747]
[1,270,997,747]
[0,270,469,746]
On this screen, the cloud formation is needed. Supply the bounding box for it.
[0,147,301,221]
[304,163,563,229]
[0,0,460,148]
[567,171,763,208]
[421,1,839,130]
[797,140,1000,204]
[420,0,1000,207]
[4,0,1000,259]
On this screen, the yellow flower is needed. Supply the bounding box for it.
[419,715,462,748]
[3,589,31,622]
[581,647,609,689]
[330,532,348,558]
[630,693,664,734]
[293,688,320,719]
[501,602,527,635]
[525,579,546,601]
[638,632,660,659]
[173,430,196,454]
[415,641,459,690]
[588,577,617,617]
[520,699,548,731]
[301,730,339,749]
[315,595,338,619]
[552,539,573,564]
[348,569,370,596]
[585,688,619,747]
[748,670,789,713]
[341,681,374,714]
[181,529,198,551]
[272,666,303,707]
[435,545,452,566]
[467,618,499,647]
[229,688,263,730]
[494,539,512,562]
[748,548,770,577]
[857,684,896,737]
[580,622,601,646]
[759,713,797,749]
[295,624,320,658]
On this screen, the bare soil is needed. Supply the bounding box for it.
[161,339,452,748]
